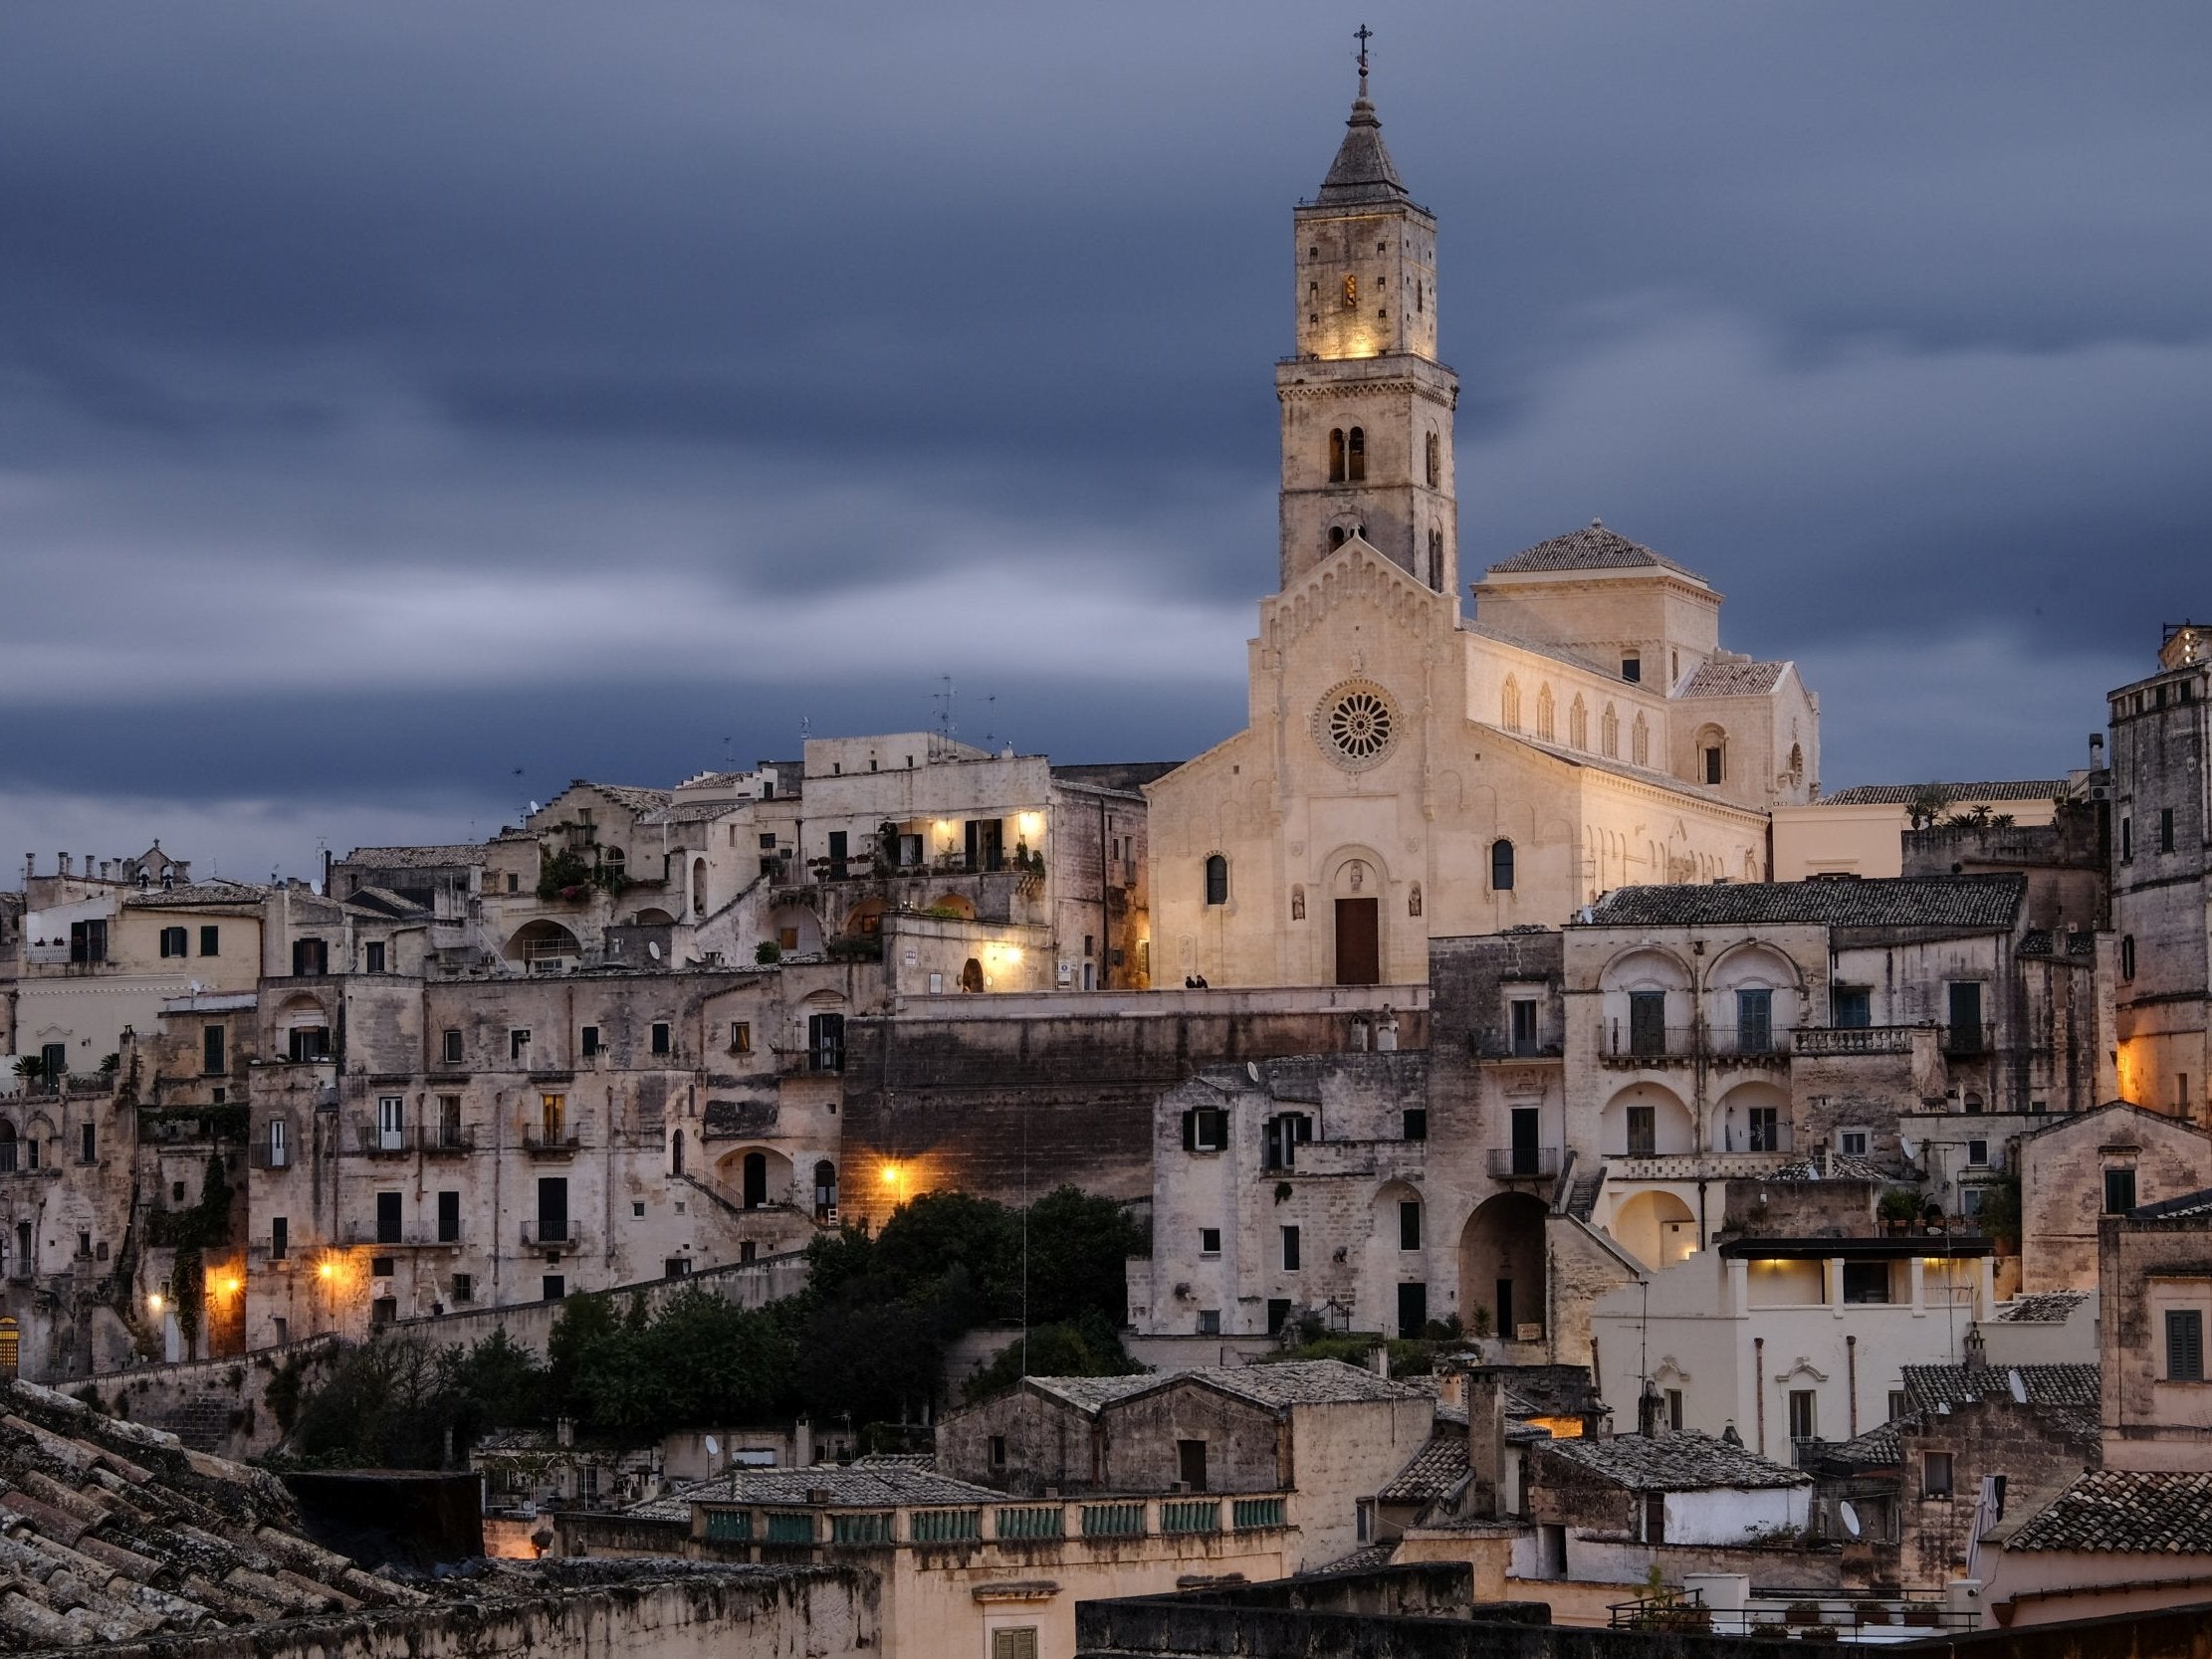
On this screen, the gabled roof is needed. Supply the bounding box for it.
[1537,1430,1808,1492]
[626,1463,999,1522]
[1485,521,1700,580]
[1821,780,2070,806]
[1375,1432,1470,1504]
[338,843,486,869]
[1900,1362,2099,1414]
[2019,1101,2212,1150]
[1681,659,1789,698]
[1580,874,2025,932]
[342,885,433,921]
[2007,1470,2212,1555]
[1016,1360,1423,1419]
[1993,1292,2092,1324]
[121,878,270,911]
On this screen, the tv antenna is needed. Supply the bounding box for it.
[933,676,956,743]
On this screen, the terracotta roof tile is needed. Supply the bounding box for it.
[1536,1430,1809,1492]
[1580,875,2025,932]
[2007,1470,2212,1554]
[1485,521,1701,579]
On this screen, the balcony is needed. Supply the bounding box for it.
[1705,1027,1793,1065]
[1608,1150,1792,1182]
[248,1141,293,1171]
[422,1125,475,1155]
[342,1227,465,1251]
[520,1222,582,1255]
[522,1131,582,1157]
[1597,1025,1700,1065]
[1486,1145,1563,1182]
[352,1121,412,1157]
[1794,1025,1916,1058]
[1942,1023,1993,1059]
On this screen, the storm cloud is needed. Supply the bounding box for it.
[4,2,2207,875]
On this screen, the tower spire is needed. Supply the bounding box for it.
[1355,23,1372,99]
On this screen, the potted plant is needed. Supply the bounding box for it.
[1879,1188,1920,1235]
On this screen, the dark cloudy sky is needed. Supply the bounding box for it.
[6,2,2209,878]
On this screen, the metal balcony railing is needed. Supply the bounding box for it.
[520,1221,582,1253]
[1598,1024,1700,1061]
[1942,1022,1994,1058]
[522,1130,582,1155]
[1486,1145,1563,1181]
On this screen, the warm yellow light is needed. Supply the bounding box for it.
[318,1262,335,1280]
[146,1293,164,1313]
[879,1163,900,1187]
[1016,812,1043,839]
[223,1277,243,1296]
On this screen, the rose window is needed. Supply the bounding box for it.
[1315,682,1398,771]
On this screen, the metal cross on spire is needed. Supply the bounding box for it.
[1355,23,1373,96]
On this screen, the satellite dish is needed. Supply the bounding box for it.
[704,1435,720,1457]
[1246,1062,1260,1083]
[1899,1137,1917,1160]
[1839,1501,1862,1539]
[187,980,202,996]
[2008,1368,2029,1405]
[648,940,661,960]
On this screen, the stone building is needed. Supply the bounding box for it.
[2015,1104,2212,1293]
[1771,778,2084,882]
[2107,623,2212,1123]
[1144,73,1819,991]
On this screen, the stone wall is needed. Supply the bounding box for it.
[1893,1397,2098,1585]
[2021,1106,2212,1294]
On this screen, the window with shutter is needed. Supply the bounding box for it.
[2168,1310,2205,1381]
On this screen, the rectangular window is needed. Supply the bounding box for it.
[364,940,386,973]
[1178,1438,1210,1491]
[1840,1130,1869,1157]
[375,1190,402,1244]
[1922,1451,1954,1499]
[292,937,328,976]
[1197,1309,1220,1336]
[1747,1107,1780,1152]
[1509,999,1540,1056]
[1626,1105,1656,1157]
[1889,1390,1908,1421]
[451,1273,473,1303]
[1736,988,1773,1052]
[1397,1282,1428,1339]
[1628,991,1665,1055]
[2168,1310,2205,1381]
[1947,982,1984,1053]
[1183,1108,1227,1152]
[1200,1228,1220,1257]
[437,1190,461,1243]
[1664,1388,1683,1430]
[651,1021,671,1056]
[270,1216,288,1260]
[1788,1388,1817,1446]
[1267,1297,1292,1336]
[442,1028,463,1066]
[1280,1225,1301,1272]
[1968,1139,1988,1166]
[1704,746,1724,785]
[729,1021,752,1053]
[540,1094,566,1143]
[288,1026,330,1062]
[991,1629,1039,1659]
[1834,985,1872,1028]
[2105,1166,2137,1215]
[1842,1262,1890,1304]
[1400,1200,1423,1251]
[268,1119,288,1168]
[543,1275,565,1301]
[807,1012,845,1073]
[202,1025,226,1076]
[580,1025,601,1057]
[510,1028,531,1061]
[199,924,219,956]
[80,1123,96,1163]
[1402,1108,1428,1141]
[69,920,108,963]
[158,926,187,958]
[2161,808,2176,853]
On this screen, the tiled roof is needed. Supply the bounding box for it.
[121,879,270,911]
[2007,1470,2212,1555]
[1020,1360,1423,1418]
[2128,1184,2212,1221]
[1539,1431,1808,1492]
[1316,1543,1399,1574]
[0,1378,425,1641]
[1461,622,1616,679]
[1314,93,1408,206]
[641,800,743,826]
[338,844,485,869]
[580,783,673,816]
[1993,1292,2092,1325]
[1376,1433,1470,1504]
[1821,781,2071,806]
[1827,1418,1911,1467]
[1772,1151,1889,1181]
[1485,521,1700,579]
[342,886,432,921]
[626,1464,999,1522]
[1580,874,2025,932]
[1901,1362,2099,1414]
[849,1452,938,1471]
[1681,660,1788,698]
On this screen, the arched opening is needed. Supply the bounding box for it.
[1713,1081,1792,1155]
[813,1160,838,1222]
[1331,857,1381,986]
[1611,1190,1699,1271]
[1499,678,1521,730]
[1367,1180,1429,1337]
[1427,529,1442,589]
[1535,685,1555,740]
[633,907,677,927]
[743,1151,768,1208]
[692,857,707,916]
[1346,427,1366,482]
[1328,428,1346,484]
[1599,946,1693,1058]
[1460,1194,1547,1343]
[1490,839,1515,892]
[845,897,887,937]
[1707,942,1801,1055]
[1569,696,1588,750]
[1329,525,1348,550]
[277,991,332,1062]
[1696,724,1728,786]
[1601,704,1620,759]
[1425,431,1440,488]
[505,919,583,973]
[961,957,985,993]
[1602,1083,1694,1157]
[1204,855,1228,907]
[603,847,626,877]
[670,1128,685,1176]
[1633,714,1650,766]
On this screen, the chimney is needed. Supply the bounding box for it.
[1368,1341,1391,1378]
[23,854,33,882]
[2090,732,2105,768]
[1963,1325,1988,1372]
[794,1415,814,1467]
[1463,1369,1508,1519]
[1638,1381,1665,1438]
[58,853,71,877]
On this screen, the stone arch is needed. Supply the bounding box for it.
[1460,1194,1547,1343]
[1601,703,1620,758]
[844,896,887,937]
[1632,712,1651,767]
[1712,1080,1792,1154]
[1602,1081,1694,1156]
[505,919,582,970]
[716,1144,793,1210]
[1535,684,1556,741]
[633,907,677,927]
[1568,695,1588,750]
[691,857,708,916]
[769,902,822,956]
[1500,676,1522,731]
[1612,1190,1698,1271]
[1694,723,1729,786]
[961,956,985,993]
[927,892,978,921]
[812,1159,838,1221]
[1322,846,1389,986]
[1366,1178,1429,1336]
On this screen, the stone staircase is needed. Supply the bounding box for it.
[1563,1168,1605,1222]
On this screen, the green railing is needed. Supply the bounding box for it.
[996,1506,1065,1540]
[765,1511,816,1544]
[910,1508,982,1543]
[1231,1497,1285,1530]
[1082,1502,1146,1538]
[1161,1500,1220,1535]
[704,1508,753,1543]
[830,1512,893,1545]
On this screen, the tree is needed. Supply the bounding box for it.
[1905,784,1955,829]
[1006,1186,1150,1328]
[961,1312,1141,1404]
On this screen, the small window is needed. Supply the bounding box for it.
[1968,1139,1988,1166]
[452,1273,474,1304]
[1490,839,1515,892]
[1621,653,1641,684]
[371,1255,395,1279]
[1347,426,1366,482]
[543,1275,566,1301]
[990,1435,1007,1469]
[271,1216,288,1260]
[1840,1130,1869,1157]
[510,1028,531,1061]
[1626,1105,1656,1157]
[364,940,386,973]
[158,926,187,958]
[1399,1201,1422,1251]
[2160,808,2176,853]
[729,1021,752,1053]
[1402,1108,1428,1141]
[1703,746,1724,785]
[442,1028,463,1066]
[198,925,220,956]
[202,1024,226,1076]
[2168,1310,2205,1382]
[1328,428,1346,484]
[2104,1166,2137,1215]
[1842,1262,1890,1304]
[1183,1108,1228,1153]
[651,1022,671,1056]
[80,1123,96,1163]
[1834,985,1872,1028]
[1204,855,1228,907]
[581,1025,601,1057]
[1281,1226,1301,1272]
[1200,1228,1221,1257]
[1922,1451,1954,1499]
[2121,817,2133,861]
[1198,1309,1220,1337]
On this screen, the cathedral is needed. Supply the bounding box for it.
[1146,65,1821,988]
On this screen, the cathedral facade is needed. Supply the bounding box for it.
[1146,73,1821,989]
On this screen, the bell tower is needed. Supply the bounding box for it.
[1276,37,1459,598]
